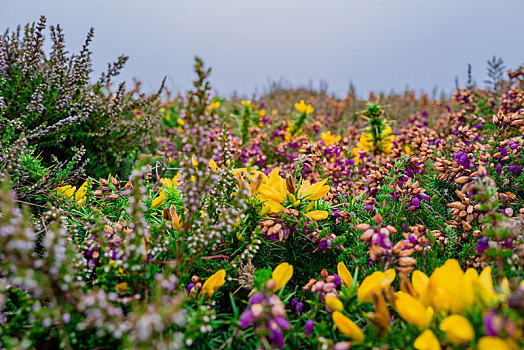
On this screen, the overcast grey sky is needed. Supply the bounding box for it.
[1,1,524,97]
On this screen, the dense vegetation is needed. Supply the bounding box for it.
[1,17,523,349]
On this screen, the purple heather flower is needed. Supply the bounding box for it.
[269,328,285,349]
[332,273,342,287]
[187,283,195,293]
[239,310,254,328]
[504,238,514,250]
[304,319,314,336]
[483,311,499,337]
[516,165,523,177]
[274,316,291,330]
[476,236,490,254]
[250,292,264,305]
[419,193,430,201]
[412,197,420,208]
[295,302,303,314]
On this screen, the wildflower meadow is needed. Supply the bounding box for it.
[1,17,523,350]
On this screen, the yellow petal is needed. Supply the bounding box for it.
[151,191,166,208]
[75,181,88,202]
[272,262,293,292]
[160,178,173,188]
[325,297,344,312]
[439,314,474,345]
[412,270,429,303]
[258,184,286,203]
[300,178,329,200]
[305,210,329,221]
[414,330,441,350]
[201,269,226,297]
[395,292,432,329]
[262,199,284,214]
[332,311,364,342]
[337,261,353,287]
[358,271,385,303]
[477,337,513,350]
[116,282,129,294]
[381,269,396,288]
[306,105,314,114]
[209,159,218,171]
[478,266,496,306]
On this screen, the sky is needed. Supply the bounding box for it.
[1,0,524,97]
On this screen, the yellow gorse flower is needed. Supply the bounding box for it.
[477,336,516,350]
[351,147,364,165]
[168,204,183,230]
[209,159,218,171]
[233,167,330,216]
[295,100,314,114]
[325,297,344,312]
[151,191,166,208]
[357,132,373,153]
[257,168,287,214]
[116,282,129,294]
[321,131,341,146]
[394,291,433,330]
[161,173,182,189]
[271,262,293,292]
[355,125,395,155]
[413,259,496,314]
[55,181,88,204]
[414,330,441,350]
[201,269,226,297]
[208,101,221,111]
[357,269,396,303]
[305,210,329,221]
[297,178,329,201]
[332,311,364,342]
[439,314,474,345]
[337,261,353,287]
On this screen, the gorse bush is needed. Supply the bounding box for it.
[1,18,524,350]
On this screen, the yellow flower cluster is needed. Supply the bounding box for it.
[320,131,341,146]
[241,100,252,108]
[151,157,219,209]
[55,181,88,204]
[352,125,395,162]
[359,259,512,349]
[234,167,330,220]
[208,101,221,111]
[332,259,517,349]
[294,100,314,114]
